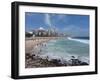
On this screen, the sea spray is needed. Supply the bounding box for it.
[31,38,89,66]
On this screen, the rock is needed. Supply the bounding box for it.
[71,56,75,59]
[50,59,63,66]
[80,62,89,65]
[26,53,31,59]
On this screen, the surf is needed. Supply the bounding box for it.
[67,37,89,44]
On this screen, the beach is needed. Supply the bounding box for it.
[25,37,60,54]
[25,37,89,68]
[25,37,66,68]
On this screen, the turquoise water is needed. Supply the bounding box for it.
[41,38,89,63]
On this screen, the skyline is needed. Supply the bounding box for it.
[25,12,89,37]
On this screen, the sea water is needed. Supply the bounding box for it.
[40,38,89,64]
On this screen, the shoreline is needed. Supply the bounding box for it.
[25,37,89,68]
[25,37,61,54]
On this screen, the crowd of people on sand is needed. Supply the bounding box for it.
[25,37,89,68]
[26,37,60,54]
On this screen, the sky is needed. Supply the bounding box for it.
[25,12,89,37]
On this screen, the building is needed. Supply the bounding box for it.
[26,27,60,37]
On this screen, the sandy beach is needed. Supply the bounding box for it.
[25,37,89,68]
[25,37,65,68]
[25,37,60,53]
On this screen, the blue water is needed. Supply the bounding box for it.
[40,38,89,63]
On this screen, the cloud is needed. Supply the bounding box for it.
[44,14,89,37]
[44,14,68,28]
[44,14,52,27]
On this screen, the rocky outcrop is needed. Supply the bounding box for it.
[25,53,89,68]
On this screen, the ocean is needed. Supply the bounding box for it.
[40,37,89,64]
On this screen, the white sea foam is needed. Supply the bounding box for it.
[40,52,89,64]
[68,37,89,44]
[32,38,89,65]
